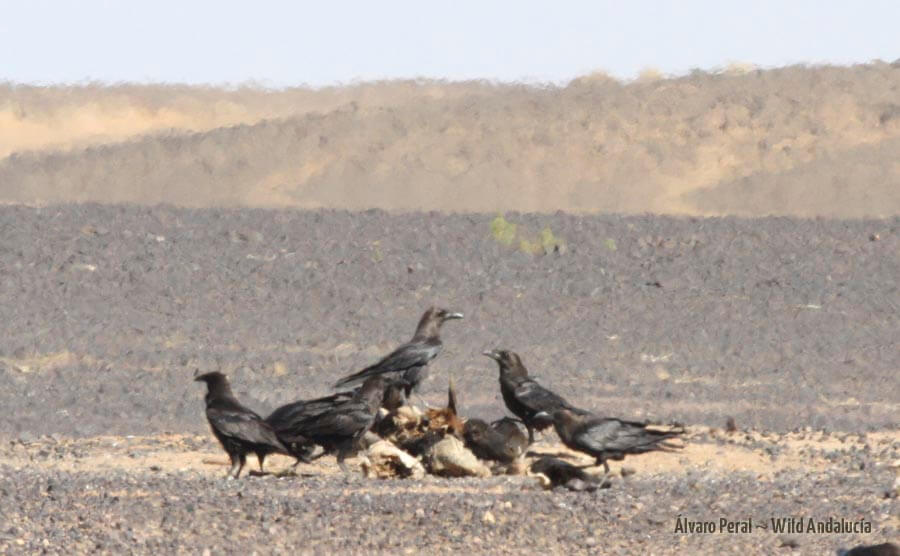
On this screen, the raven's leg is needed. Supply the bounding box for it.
[234,453,247,479]
[257,452,266,473]
[598,458,610,474]
[338,438,363,474]
[226,453,241,480]
[527,426,535,445]
[336,448,350,474]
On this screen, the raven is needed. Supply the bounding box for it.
[482,349,587,443]
[551,408,683,473]
[463,417,528,465]
[194,371,287,479]
[267,378,405,464]
[277,376,387,472]
[334,307,463,396]
[266,390,354,464]
[530,456,606,492]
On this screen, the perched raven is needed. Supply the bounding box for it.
[266,390,354,464]
[463,417,528,465]
[335,307,463,396]
[551,408,683,473]
[267,378,406,464]
[482,349,587,443]
[278,376,387,472]
[194,371,287,479]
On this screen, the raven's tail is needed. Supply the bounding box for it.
[640,425,686,452]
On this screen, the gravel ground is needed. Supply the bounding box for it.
[0,430,896,555]
[0,204,897,553]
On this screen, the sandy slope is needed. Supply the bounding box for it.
[2,63,899,216]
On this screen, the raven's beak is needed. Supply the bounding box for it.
[444,312,464,320]
[482,350,500,361]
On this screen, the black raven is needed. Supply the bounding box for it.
[482,349,587,443]
[266,390,354,464]
[463,417,528,465]
[267,378,405,464]
[334,307,463,396]
[551,408,683,473]
[194,371,287,479]
[278,376,387,472]
[530,456,606,492]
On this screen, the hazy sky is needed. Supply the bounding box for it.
[2,0,897,86]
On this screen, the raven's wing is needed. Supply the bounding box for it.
[513,379,572,414]
[334,340,441,387]
[266,391,353,430]
[265,400,309,430]
[298,404,374,438]
[512,378,592,430]
[208,405,286,451]
[575,418,682,455]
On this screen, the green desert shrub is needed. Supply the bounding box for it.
[490,214,517,246]
[491,215,564,255]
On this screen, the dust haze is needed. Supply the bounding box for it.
[2,61,898,217]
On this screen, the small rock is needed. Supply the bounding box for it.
[482,510,495,525]
[620,467,637,478]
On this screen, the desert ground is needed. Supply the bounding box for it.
[0,205,896,554]
[0,64,898,554]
